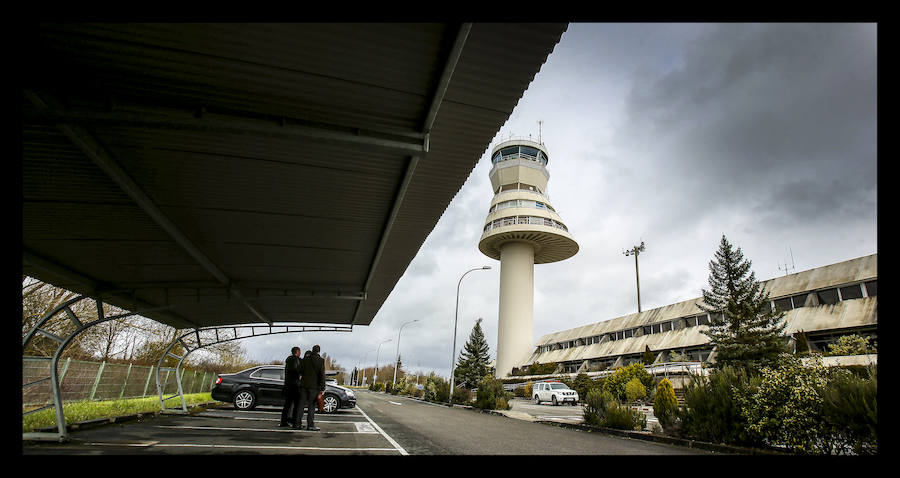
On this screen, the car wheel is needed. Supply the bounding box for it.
[534,394,540,405]
[322,393,340,413]
[551,395,558,406]
[233,390,256,410]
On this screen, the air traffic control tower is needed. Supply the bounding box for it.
[478,138,578,378]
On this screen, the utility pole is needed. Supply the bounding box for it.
[623,241,646,313]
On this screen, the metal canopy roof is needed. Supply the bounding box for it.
[22,23,567,330]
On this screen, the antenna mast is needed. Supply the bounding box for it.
[537,120,543,144]
[778,247,796,276]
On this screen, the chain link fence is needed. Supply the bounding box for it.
[23,356,217,409]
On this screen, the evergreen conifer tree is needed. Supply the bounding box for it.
[454,319,492,389]
[699,235,788,371]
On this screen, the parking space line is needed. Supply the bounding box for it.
[84,442,399,453]
[356,404,408,456]
[154,425,378,434]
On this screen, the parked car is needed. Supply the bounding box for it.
[532,380,579,405]
[211,365,356,413]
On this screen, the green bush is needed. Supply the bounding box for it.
[424,374,449,403]
[475,374,511,410]
[678,366,760,447]
[603,363,653,402]
[603,402,646,431]
[583,388,615,426]
[527,362,558,375]
[452,386,472,404]
[819,365,877,455]
[624,377,647,403]
[825,334,876,356]
[653,378,679,432]
[572,373,595,402]
[736,354,861,455]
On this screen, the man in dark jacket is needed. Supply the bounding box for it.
[298,344,326,431]
[279,346,303,428]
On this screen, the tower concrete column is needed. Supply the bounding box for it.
[496,241,534,378]
[478,137,578,378]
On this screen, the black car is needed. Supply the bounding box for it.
[211,365,356,413]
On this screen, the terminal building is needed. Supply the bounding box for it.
[512,254,877,376]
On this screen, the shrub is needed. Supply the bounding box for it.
[523,381,533,399]
[678,365,760,446]
[452,386,472,404]
[604,363,653,402]
[819,365,877,455]
[583,388,615,426]
[604,402,646,431]
[624,378,647,403]
[475,374,511,410]
[572,373,594,402]
[383,381,394,394]
[424,374,449,403]
[825,334,875,356]
[512,385,526,397]
[736,354,839,454]
[653,378,679,432]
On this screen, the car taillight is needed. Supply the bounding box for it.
[215,377,223,385]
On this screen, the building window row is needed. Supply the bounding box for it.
[771,280,876,313]
[495,182,545,196]
[492,145,549,166]
[483,215,569,233]
[534,281,876,356]
[489,199,556,214]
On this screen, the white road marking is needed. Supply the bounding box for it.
[154,425,377,434]
[354,422,377,433]
[86,442,397,452]
[355,404,408,456]
[389,401,402,405]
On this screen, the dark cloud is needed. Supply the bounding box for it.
[246,24,877,378]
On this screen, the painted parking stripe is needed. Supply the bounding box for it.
[84,442,398,452]
[154,425,378,434]
[356,404,408,456]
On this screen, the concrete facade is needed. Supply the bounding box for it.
[479,139,579,377]
[518,254,877,374]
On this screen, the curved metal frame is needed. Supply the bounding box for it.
[155,324,352,413]
[22,294,353,442]
[22,295,147,442]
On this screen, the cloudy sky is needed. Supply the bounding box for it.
[242,23,877,380]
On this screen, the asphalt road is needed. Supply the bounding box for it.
[354,390,707,455]
[22,391,710,455]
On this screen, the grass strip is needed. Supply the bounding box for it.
[22,393,216,433]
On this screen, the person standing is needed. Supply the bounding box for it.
[279,346,303,428]
[298,344,325,431]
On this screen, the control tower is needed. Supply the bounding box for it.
[478,138,578,378]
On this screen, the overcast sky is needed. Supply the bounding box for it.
[242,23,877,380]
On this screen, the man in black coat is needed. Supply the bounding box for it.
[279,346,303,428]
[298,344,326,431]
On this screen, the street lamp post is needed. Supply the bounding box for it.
[372,338,391,387]
[624,241,646,313]
[393,319,419,387]
[358,349,375,387]
[449,266,491,405]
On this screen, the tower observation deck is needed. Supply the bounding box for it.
[478,138,578,378]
